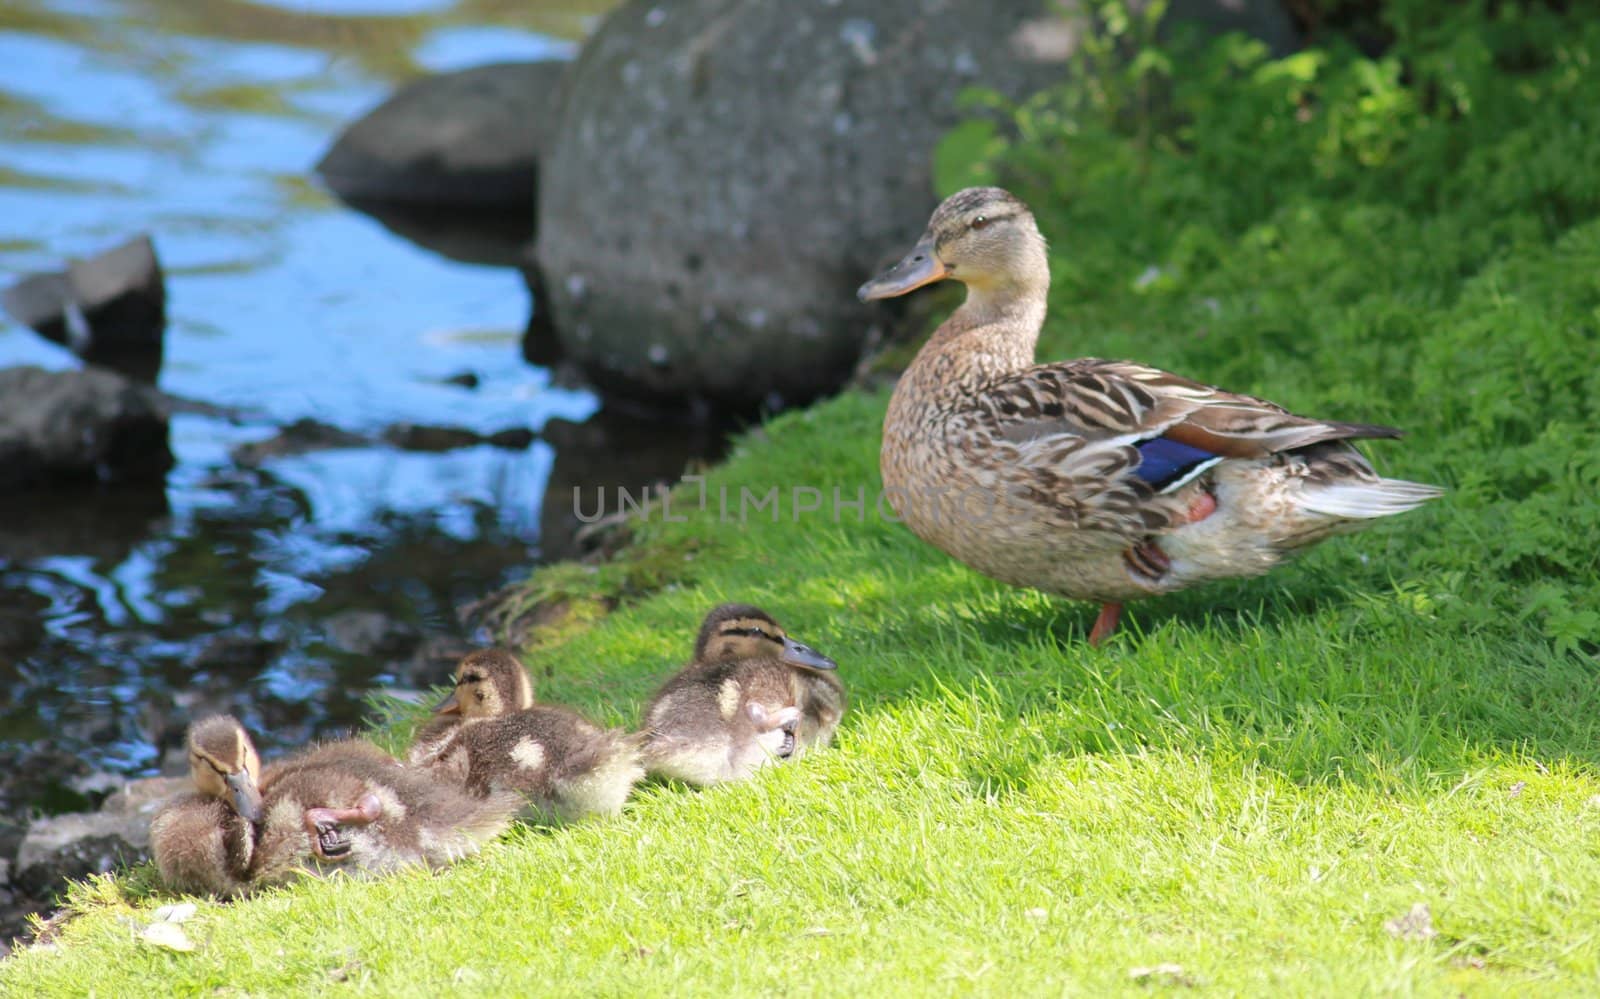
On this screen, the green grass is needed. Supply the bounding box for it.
[8,4,1600,994]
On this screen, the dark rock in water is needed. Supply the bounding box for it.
[536,0,1296,413]
[381,423,485,452]
[520,257,564,368]
[231,418,369,465]
[323,609,422,659]
[441,370,481,389]
[382,422,537,452]
[171,686,250,730]
[485,427,536,450]
[316,60,568,208]
[0,272,70,338]
[0,366,172,490]
[1,235,165,382]
[0,480,168,564]
[338,198,535,266]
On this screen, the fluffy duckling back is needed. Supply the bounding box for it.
[250,737,518,887]
[640,604,844,786]
[413,649,645,821]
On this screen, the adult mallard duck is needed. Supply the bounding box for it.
[859,187,1442,645]
[639,604,843,786]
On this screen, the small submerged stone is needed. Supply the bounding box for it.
[1,235,166,382]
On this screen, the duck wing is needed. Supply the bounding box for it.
[961,358,1404,531]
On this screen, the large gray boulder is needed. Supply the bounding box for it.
[316,60,569,207]
[0,366,172,489]
[535,0,1297,412]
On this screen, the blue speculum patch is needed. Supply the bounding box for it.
[1133,436,1219,490]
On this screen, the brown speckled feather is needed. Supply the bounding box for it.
[949,357,1406,537]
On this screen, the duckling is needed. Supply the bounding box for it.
[684,603,845,749]
[860,187,1443,644]
[151,715,515,896]
[405,647,534,777]
[640,604,844,785]
[149,714,263,897]
[249,735,518,887]
[415,649,645,821]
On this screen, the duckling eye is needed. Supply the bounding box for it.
[971,215,990,231]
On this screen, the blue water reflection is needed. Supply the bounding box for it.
[0,0,615,810]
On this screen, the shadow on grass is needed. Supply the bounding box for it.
[825,570,1600,797]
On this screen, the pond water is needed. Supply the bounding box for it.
[0,0,719,817]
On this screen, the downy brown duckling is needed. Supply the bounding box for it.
[149,714,264,897]
[640,604,844,786]
[406,646,534,776]
[687,603,845,748]
[414,649,645,822]
[861,187,1441,644]
[250,734,518,887]
[150,715,515,896]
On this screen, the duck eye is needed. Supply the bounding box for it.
[971,215,990,230]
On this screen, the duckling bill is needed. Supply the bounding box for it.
[640,604,846,785]
[864,186,1442,644]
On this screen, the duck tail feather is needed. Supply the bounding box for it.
[1298,478,1444,519]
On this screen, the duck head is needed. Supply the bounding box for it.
[693,603,837,672]
[436,648,536,720]
[857,186,1048,302]
[186,715,264,822]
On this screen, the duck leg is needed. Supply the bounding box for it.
[1088,603,1123,646]
[304,793,383,860]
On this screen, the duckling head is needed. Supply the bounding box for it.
[694,603,837,672]
[185,714,264,822]
[436,648,535,720]
[857,186,1047,302]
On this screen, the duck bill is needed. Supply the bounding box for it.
[781,636,838,671]
[434,689,461,715]
[857,237,946,301]
[225,772,263,823]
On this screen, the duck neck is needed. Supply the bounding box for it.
[920,275,1048,387]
